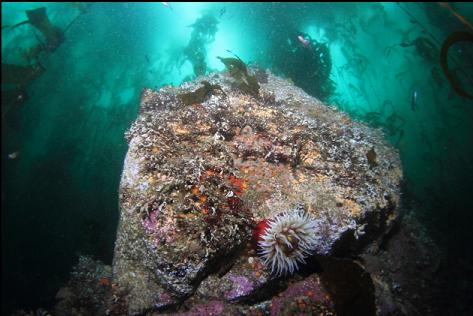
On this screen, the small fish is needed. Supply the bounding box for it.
[161,2,172,10]
[399,42,412,48]
[297,35,310,48]
[8,151,19,159]
[411,90,418,111]
[219,7,226,18]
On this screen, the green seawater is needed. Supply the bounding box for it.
[2,2,473,314]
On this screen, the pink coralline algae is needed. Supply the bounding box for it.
[142,210,158,233]
[171,300,226,316]
[270,274,333,316]
[142,209,178,244]
[225,274,255,300]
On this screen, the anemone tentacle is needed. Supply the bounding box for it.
[257,208,318,276]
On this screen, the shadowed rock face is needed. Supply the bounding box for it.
[112,69,402,314]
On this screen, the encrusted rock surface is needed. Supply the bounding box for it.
[49,212,445,316]
[112,68,403,314]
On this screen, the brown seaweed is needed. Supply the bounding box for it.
[366,147,378,168]
[26,7,64,51]
[9,7,64,52]
[1,63,45,86]
[217,56,260,97]
[178,80,225,105]
[440,31,473,99]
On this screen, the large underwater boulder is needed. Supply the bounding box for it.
[112,68,403,315]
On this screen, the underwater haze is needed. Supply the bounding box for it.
[2,2,473,315]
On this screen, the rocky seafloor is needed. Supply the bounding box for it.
[50,68,446,315]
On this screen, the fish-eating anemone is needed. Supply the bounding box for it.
[254,208,319,276]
